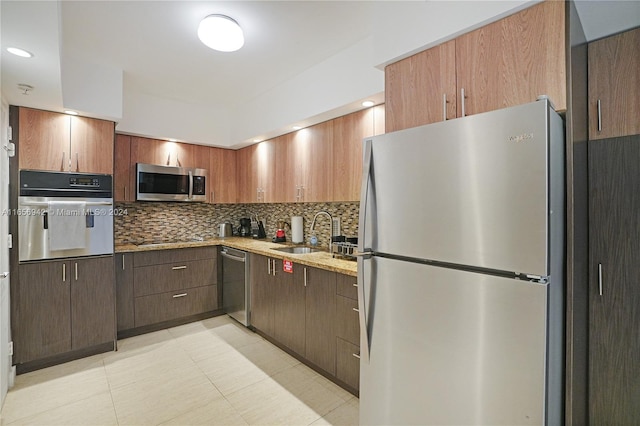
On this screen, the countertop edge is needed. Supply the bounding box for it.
[115,237,357,277]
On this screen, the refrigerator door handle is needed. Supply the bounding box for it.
[357,138,374,363]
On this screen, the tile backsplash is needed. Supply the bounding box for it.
[114,202,359,247]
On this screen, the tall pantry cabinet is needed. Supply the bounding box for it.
[587,27,640,425]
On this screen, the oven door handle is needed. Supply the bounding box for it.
[188,170,193,200]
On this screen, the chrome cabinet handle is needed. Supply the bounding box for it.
[352,307,359,313]
[443,93,447,121]
[272,259,276,276]
[62,263,66,282]
[124,186,127,201]
[304,267,307,287]
[352,353,361,359]
[75,152,79,172]
[173,293,187,298]
[267,258,271,275]
[172,265,187,270]
[598,263,603,296]
[211,191,215,203]
[122,255,125,270]
[461,88,467,117]
[353,283,358,287]
[75,263,78,281]
[597,99,602,132]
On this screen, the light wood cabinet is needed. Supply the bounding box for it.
[114,134,134,202]
[17,107,114,174]
[456,0,566,117]
[236,141,276,203]
[588,27,640,140]
[386,0,566,131]
[385,40,457,132]
[15,256,115,365]
[209,147,237,203]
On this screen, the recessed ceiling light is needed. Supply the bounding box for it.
[292,126,302,130]
[168,138,177,142]
[198,15,244,52]
[362,100,375,107]
[253,139,262,143]
[7,47,33,58]
[64,110,78,116]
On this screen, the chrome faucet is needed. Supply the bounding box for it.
[310,210,333,251]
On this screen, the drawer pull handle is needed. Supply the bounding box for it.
[172,266,187,270]
[352,283,358,287]
[352,307,359,313]
[352,353,361,359]
[173,293,187,298]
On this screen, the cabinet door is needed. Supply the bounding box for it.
[114,134,133,202]
[70,116,114,174]
[70,256,115,349]
[250,254,274,335]
[305,267,336,374]
[16,261,71,363]
[385,40,457,132]
[332,109,375,201]
[277,132,298,203]
[273,261,305,356]
[236,143,273,203]
[588,136,640,423]
[456,0,566,117]
[116,253,135,331]
[130,137,174,168]
[209,147,237,204]
[588,27,640,140]
[18,107,70,172]
[336,338,360,391]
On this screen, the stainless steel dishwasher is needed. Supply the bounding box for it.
[221,247,250,326]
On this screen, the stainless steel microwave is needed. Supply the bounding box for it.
[136,163,207,202]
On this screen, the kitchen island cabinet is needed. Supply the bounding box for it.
[16,107,114,174]
[588,27,640,140]
[14,256,115,368]
[385,0,566,131]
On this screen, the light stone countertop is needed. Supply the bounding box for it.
[115,236,357,277]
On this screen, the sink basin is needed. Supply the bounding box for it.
[273,246,322,254]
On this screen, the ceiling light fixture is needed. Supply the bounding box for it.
[198,14,244,52]
[362,100,375,107]
[7,47,33,58]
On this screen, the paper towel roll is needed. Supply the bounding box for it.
[291,216,303,243]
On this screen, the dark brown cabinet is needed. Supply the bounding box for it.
[15,256,115,364]
[304,266,336,375]
[115,253,135,331]
[588,135,640,424]
[250,254,275,335]
[131,247,218,329]
[273,263,305,356]
[335,273,360,392]
[588,27,640,140]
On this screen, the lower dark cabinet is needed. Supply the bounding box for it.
[15,256,115,365]
[115,253,135,331]
[336,338,360,390]
[135,285,218,327]
[305,267,336,375]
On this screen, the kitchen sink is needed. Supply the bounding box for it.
[272,246,323,254]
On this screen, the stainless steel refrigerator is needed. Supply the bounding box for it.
[357,99,564,425]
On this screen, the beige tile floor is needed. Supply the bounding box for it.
[0,316,359,426]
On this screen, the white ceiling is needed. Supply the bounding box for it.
[1,1,638,148]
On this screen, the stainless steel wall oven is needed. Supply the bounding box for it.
[18,170,114,262]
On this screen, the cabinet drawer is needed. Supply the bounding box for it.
[133,247,217,267]
[336,337,360,391]
[134,285,218,327]
[134,259,216,297]
[336,295,359,345]
[336,273,357,300]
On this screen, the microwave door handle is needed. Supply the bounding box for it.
[188,170,193,200]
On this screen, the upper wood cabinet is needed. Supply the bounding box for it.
[385,40,457,133]
[385,0,566,132]
[114,134,134,202]
[588,27,640,140]
[456,0,566,117]
[17,107,114,174]
[209,147,237,204]
[236,140,276,203]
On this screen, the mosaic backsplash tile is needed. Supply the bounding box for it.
[114,201,359,247]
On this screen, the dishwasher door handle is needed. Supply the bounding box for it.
[221,251,246,262]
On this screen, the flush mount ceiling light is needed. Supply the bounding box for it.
[198,14,244,52]
[7,47,33,58]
